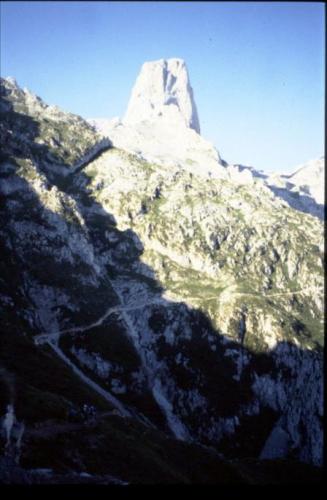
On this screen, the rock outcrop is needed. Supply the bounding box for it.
[284,157,324,205]
[124,58,201,134]
[228,159,325,220]
[89,58,224,174]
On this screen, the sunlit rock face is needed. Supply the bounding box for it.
[124,58,201,134]
[282,157,324,205]
[90,58,224,174]
[263,157,325,220]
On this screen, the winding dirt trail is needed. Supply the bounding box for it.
[34,297,166,345]
[198,285,321,303]
[33,295,167,426]
[47,341,131,417]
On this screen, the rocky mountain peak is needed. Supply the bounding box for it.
[124,58,201,134]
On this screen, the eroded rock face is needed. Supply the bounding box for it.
[124,58,201,134]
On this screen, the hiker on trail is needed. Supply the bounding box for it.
[1,405,26,463]
[3,404,15,449]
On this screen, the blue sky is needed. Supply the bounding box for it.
[0,1,325,172]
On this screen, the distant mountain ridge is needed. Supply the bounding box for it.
[281,157,324,205]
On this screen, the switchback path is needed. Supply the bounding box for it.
[47,341,131,417]
[35,285,321,346]
[34,296,166,345]
[188,285,322,304]
[33,251,322,436]
[33,296,166,428]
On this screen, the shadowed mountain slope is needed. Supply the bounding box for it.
[0,76,323,482]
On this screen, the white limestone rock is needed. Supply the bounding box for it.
[90,58,225,176]
[226,164,254,184]
[284,156,325,205]
[124,58,200,134]
[232,158,324,219]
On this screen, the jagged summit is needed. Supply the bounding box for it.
[124,58,201,134]
[90,58,224,173]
